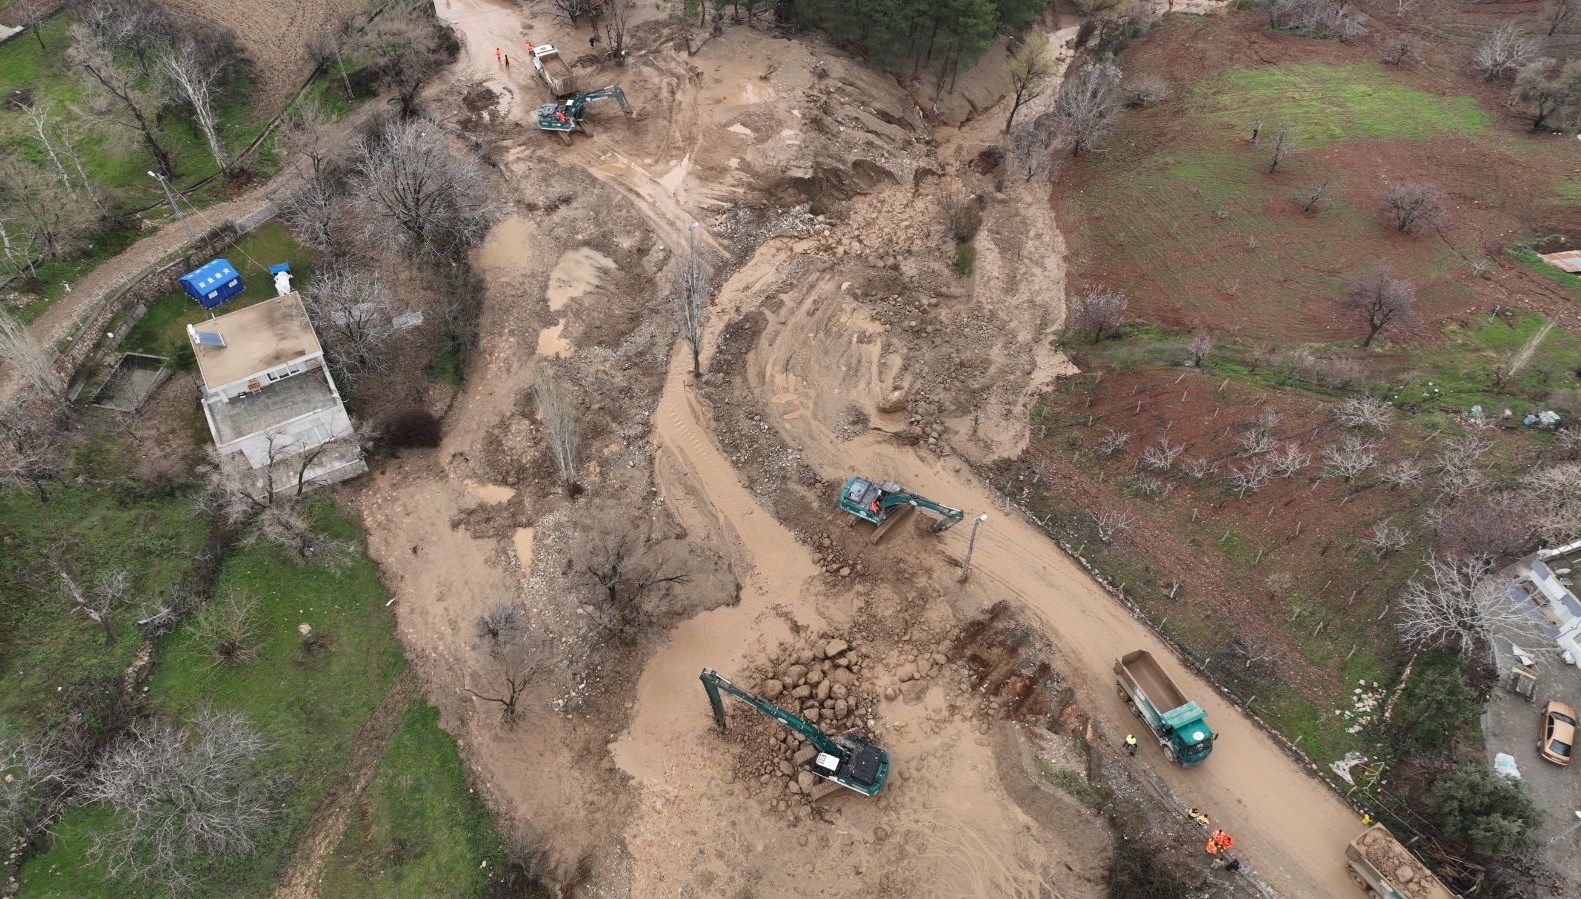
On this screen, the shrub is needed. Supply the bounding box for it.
[954,241,976,275]
[1427,764,1541,858]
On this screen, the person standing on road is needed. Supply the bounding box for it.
[1187,808,1211,829]
[495,47,502,64]
[1125,734,1138,756]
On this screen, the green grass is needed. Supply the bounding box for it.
[1038,763,1111,810]
[1509,245,1581,296]
[317,701,519,899]
[0,480,208,735]
[18,501,406,898]
[121,222,319,361]
[1395,309,1581,416]
[1198,63,1492,146]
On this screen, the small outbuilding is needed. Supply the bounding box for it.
[1537,250,1581,274]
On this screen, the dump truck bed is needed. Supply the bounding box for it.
[1345,825,1457,899]
[1118,650,1188,712]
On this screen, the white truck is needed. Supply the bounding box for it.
[527,43,576,98]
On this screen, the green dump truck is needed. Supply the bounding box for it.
[1114,649,1215,766]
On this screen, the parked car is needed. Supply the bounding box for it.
[1540,700,1578,765]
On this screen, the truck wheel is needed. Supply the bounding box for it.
[1347,868,1372,893]
[1163,743,1176,763]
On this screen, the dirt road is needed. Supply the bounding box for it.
[354,0,1365,894]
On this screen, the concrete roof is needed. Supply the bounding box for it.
[1539,250,1581,273]
[190,292,322,389]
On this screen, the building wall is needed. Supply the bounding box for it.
[207,355,325,402]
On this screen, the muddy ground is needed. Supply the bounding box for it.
[349,0,1363,896]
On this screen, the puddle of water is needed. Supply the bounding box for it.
[536,322,572,357]
[512,527,535,572]
[546,247,615,311]
[465,481,516,503]
[478,215,538,274]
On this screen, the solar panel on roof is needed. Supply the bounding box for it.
[192,330,226,348]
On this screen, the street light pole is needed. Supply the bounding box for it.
[1546,811,1581,847]
[960,513,989,582]
[147,171,194,243]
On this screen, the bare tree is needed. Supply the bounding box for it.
[1122,73,1170,109]
[1333,396,1395,430]
[1546,0,1576,35]
[1381,182,1445,234]
[464,671,533,725]
[1066,287,1127,343]
[160,36,230,173]
[1054,60,1122,157]
[1238,427,1277,458]
[1526,462,1581,543]
[68,29,176,176]
[1095,427,1132,457]
[1394,0,1420,16]
[19,104,77,197]
[1267,130,1296,173]
[54,563,127,648]
[1262,0,1367,38]
[534,366,578,495]
[1183,456,1216,479]
[76,0,172,73]
[475,603,523,642]
[0,730,70,846]
[1269,441,1310,477]
[0,158,94,264]
[1512,59,1581,131]
[1427,492,1534,560]
[1383,34,1417,66]
[302,269,400,391]
[1396,553,1543,652]
[0,309,63,402]
[1474,23,1540,81]
[1380,459,1423,488]
[353,118,498,264]
[10,0,51,50]
[580,515,689,643]
[1007,112,1058,183]
[677,222,709,377]
[1227,461,1273,497]
[0,411,64,502]
[1298,179,1333,214]
[356,11,454,119]
[84,709,278,892]
[1342,266,1418,347]
[189,591,261,670]
[1004,35,1053,133]
[1368,522,1409,557]
[1141,438,1184,471]
[1189,333,1213,366]
[603,0,631,59]
[1092,507,1135,542]
[1321,434,1378,480]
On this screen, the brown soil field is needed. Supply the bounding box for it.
[157,0,369,107]
[1056,10,1581,343]
[339,0,1366,895]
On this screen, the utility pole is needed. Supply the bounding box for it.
[960,513,989,582]
[148,171,194,243]
[331,32,352,96]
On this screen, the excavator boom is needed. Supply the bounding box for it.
[839,476,965,540]
[701,668,889,796]
[535,84,633,137]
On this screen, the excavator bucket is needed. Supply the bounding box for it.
[868,502,915,543]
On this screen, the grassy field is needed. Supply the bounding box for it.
[1197,63,1491,145]
[2,434,519,897]
[317,701,525,899]
[120,222,320,365]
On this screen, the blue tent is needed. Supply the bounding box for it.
[179,259,243,310]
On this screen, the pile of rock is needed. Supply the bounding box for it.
[740,637,877,805]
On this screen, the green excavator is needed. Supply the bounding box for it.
[838,476,964,542]
[536,84,632,142]
[700,668,890,797]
